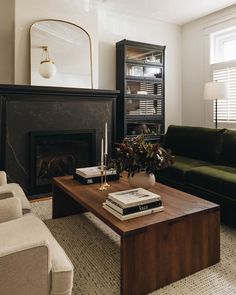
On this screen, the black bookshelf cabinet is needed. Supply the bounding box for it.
[116,39,165,142]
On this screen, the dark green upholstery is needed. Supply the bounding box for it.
[164,125,225,162]
[157,125,236,227]
[185,165,236,200]
[158,155,210,183]
[219,130,236,167]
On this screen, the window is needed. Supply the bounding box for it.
[210,26,236,123]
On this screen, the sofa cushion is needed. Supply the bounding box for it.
[185,165,236,200]
[157,155,210,183]
[164,125,225,162]
[219,129,236,167]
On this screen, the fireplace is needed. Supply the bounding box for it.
[29,130,96,195]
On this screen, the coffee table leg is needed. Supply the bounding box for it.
[120,209,220,295]
[52,183,87,218]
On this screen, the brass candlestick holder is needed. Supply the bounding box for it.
[104,153,110,187]
[98,169,107,191]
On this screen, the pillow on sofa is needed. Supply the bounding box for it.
[164,125,226,163]
[219,129,236,167]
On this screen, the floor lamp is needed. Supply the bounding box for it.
[203,81,228,129]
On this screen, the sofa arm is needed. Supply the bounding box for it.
[0,171,7,186]
[0,240,51,295]
[0,197,22,223]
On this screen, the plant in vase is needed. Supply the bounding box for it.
[110,136,174,189]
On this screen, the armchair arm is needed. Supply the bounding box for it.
[0,188,15,200]
[0,197,22,223]
[0,240,50,295]
[0,171,7,186]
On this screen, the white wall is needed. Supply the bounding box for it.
[98,8,182,129]
[0,0,15,84]
[182,4,236,128]
[6,0,182,129]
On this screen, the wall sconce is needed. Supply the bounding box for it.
[39,46,57,79]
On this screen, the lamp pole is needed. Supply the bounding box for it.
[215,98,218,129]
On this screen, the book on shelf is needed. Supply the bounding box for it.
[103,203,164,221]
[74,173,119,185]
[76,166,117,178]
[105,198,162,215]
[108,187,161,208]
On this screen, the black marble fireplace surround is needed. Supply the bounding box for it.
[0,85,118,198]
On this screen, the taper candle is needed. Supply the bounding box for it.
[105,122,108,155]
[101,138,104,171]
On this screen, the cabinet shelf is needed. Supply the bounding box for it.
[126,59,163,67]
[127,115,162,120]
[125,94,163,99]
[126,76,163,82]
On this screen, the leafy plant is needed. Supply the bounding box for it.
[110,136,174,176]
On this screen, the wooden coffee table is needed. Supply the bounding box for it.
[52,175,220,295]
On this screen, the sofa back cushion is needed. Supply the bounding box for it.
[219,129,236,167]
[164,125,225,162]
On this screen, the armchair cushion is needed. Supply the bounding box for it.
[0,183,31,214]
[0,197,22,223]
[0,171,7,186]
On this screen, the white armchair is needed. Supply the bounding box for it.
[0,180,74,295]
[0,171,31,214]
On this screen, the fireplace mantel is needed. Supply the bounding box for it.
[0,84,119,196]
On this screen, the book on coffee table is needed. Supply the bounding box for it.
[108,188,161,208]
[103,203,164,220]
[74,166,119,184]
[76,166,117,178]
[74,173,119,185]
[105,198,162,215]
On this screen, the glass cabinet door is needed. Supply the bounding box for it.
[127,121,162,136]
[126,46,163,64]
[126,99,163,116]
[126,64,163,79]
[126,80,163,96]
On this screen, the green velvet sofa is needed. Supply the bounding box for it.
[157,125,236,227]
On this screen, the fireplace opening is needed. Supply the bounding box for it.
[29,130,96,195]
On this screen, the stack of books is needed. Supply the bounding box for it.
[103,188,164,220]
[74,166,119,184]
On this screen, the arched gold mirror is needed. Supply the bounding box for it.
[30,19,93,88]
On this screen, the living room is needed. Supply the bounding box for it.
[0,0,236,294]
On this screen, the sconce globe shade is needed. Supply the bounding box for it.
[39,61,57,79]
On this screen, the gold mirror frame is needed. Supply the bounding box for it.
[30,19,93,88]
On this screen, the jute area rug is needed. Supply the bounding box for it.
[31,199,236,295]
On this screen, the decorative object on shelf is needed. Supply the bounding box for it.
[110,136,174,189]
[39,46,57,79]
[203,81,228,129]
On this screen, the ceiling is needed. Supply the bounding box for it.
[100,0,236,25]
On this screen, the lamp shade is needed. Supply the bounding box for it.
[203,81,228,100]
[39,61,57,79]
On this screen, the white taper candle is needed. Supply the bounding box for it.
[101,138,104,171]
[105,122,108,155]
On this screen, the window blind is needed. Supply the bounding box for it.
[213,66,236,122]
